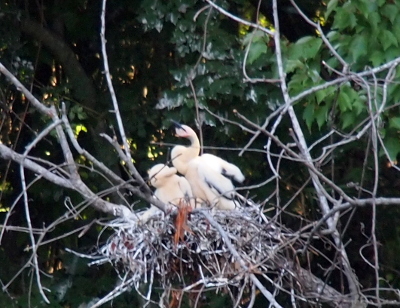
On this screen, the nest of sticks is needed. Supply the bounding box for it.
[94,204,351,307]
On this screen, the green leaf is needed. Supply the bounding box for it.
[326,0,339,19]
[378,0,387,7]
[353,95,367,115]
[208,78,235,94]
[284,59,303,73]
[341,112,356,129]
[385,45,400,62]
[324,57,339,71]
[243,30,269,64]
[307,69,322,83]
[242,30,268,45]
[381,4,399,24]
[303,102,314,131]
[247,41,267,64]
[357,1,378,19]
[393,15,400,42]
[350,34,367,62]
[290,36,322,60]
[315,86,336,104]
[388,81,400,103]
[368,12,381,33]
[389,117,400,130]
[315,104,329,129]
[380,128,386,139]
[381,136,400,162]
[380,30,398,51]
[370,50,384,66]
[332,5,357,30]
[167,12,179,25]
[326,30,340,41]
[338,90,352,112]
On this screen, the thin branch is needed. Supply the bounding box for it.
[200,210,284,308]
[292,56,400,104]
[100,0,147,189]
[100,133,167,213]
[288,0,348,71]
[0,63,54,117]
[204,0,273,36]
[271,0,360,298]
[19,165,50,303]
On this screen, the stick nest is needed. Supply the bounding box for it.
[99,207,288,294]
[95,205,349,307]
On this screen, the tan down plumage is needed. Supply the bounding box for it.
[139,164,195,223]
[171,123,244,210]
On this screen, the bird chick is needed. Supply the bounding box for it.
[139,164,195,223]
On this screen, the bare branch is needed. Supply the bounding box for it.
[271,0,360,298]
[100,0,148,190]
[200,210,284,308]
[288,0,349,71]
[204,0,274,36]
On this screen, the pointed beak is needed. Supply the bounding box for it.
[145,175,151,186]
[171,120,187,132]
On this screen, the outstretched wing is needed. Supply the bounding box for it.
[196,157,236,200]
[185,157,239,210]
[201,153,245,183]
